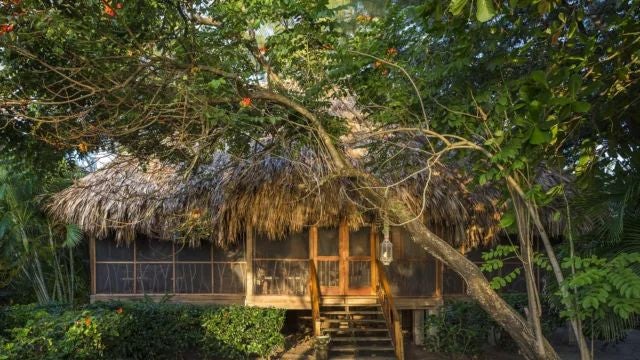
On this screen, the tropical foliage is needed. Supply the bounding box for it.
[0,302,285,360]
[0,158,86,305]
[1,0,639,358]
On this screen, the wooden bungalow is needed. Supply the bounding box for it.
[49,152,555,358]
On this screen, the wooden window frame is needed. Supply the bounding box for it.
[92,237,247,296]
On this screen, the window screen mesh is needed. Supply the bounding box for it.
[96,263,134,294]
[176,263,212,293]
[255,230,309,259]
[175,243,211,261]
[136,264,172,294]
[213,262,246,294]
[94,236,246,295]
[95,240,133,261]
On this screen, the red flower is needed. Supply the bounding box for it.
[0,24,15,34]
[116,307,124,314]
[116,2,124,9]
[104,4,116,17]
[239,97,252,108]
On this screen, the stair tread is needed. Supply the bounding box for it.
[331,336,392,342]
[331,345,395,351]
[325,319,386,323]
[330,357,396,360]
[324,327,389,332]
[322,311,382,315]
[321,304,381,309]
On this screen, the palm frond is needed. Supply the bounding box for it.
[63,223,82,248]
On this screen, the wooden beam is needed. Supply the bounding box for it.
[340,220,348,295]
[245,224,254,303]
[413,310,425,345]
[370,225,377,295]
[90,237,96,297]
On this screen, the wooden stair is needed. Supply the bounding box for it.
[319,304,397,359]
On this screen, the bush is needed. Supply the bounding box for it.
[201,305,286,359]
[425,294,560,356]
[0,302,285,360]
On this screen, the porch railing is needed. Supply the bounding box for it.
[374,260,405,360]
[308,259,321,336]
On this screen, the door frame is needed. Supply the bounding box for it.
[311,223,376,296]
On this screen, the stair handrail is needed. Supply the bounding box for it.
[374,260,405,360]
[308,259,321,336]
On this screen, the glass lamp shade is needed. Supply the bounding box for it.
[380,237,393,266]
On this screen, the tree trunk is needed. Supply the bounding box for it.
[504,177,591,360]
[511,189,546,357]
[256,90,560,359]
[397,202,559,360]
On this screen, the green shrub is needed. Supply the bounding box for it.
[91,302,203,359]
[0,308,104,360]
[201,306,286,359]
[425,294,560,356]
[0,302,285,360]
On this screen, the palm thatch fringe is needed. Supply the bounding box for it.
[48,152,563,248]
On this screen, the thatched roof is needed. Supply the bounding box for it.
[48,151,516,248]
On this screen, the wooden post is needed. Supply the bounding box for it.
[435,259,443,298]
[339,220,348,295]
[413,310,425,345]
[370,226,377,295]
[90,237,96,299]
[245,225,254,304]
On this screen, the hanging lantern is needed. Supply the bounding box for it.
[380,221,393,266]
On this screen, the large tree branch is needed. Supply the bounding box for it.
[190,13,222,27]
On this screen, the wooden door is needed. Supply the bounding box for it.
[313,225,374,296]
[345,227,373,295]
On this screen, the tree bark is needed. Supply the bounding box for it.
[255,89,560,359]
[511,188,547,357]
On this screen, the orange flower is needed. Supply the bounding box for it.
[387,47,398,56]
[104,4,116,17]
[373,60,383,69]
[84,317,92,326]
[77,142,89,153]
[116,307,124,314]
[239,97,252,108]
[189,208,202,220]
[0,24,15,34]
[356,14,372,23]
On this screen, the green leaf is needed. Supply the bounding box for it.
[476,0,496,22]
[499,213,515,228]
[568,74,581,99]
[573,101,591,113]
[529,126,552,144]
[531,70,547,86]
[449,0,468,16]
[208,78,226,90]
[63,223,83,248]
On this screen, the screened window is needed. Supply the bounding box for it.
[383,227,437,297]
[94,236,245,295]
[253,230,309,296]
